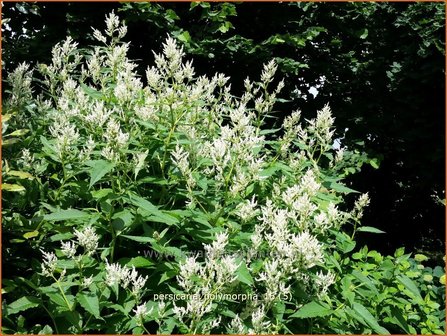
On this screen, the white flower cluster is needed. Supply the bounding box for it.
[105,262,148,299]
[308,103,335,146]
[133,303,153,325]
[174,232,240,333]
[6,62,33,108]
[60,226,99,258]
[40,226,99,282]
[353,192,370,220]
[49,119,80,159]
[171,144,196,189]
[38,37,82,94]
[40,250,59,277]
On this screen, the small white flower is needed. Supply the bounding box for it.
[300,170,320,196]
[101,146,118,162]
[129,266,148,298]
[173,303,187,320]
[133,302,153,324]
[93,29,107,43]
[82,275,94,288]
[252,305,271,333]
[74,226,99,255]
[158,301,167,318]
[229,314,245,334]
[315,270,336,298]
[291,231,324,268]
[260,60,277,84]
[41,250,58,277]
[235,196,259,222]
[61,240,77,258]
[105,262,129,287]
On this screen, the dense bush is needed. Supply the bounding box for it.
[2,13,445,334]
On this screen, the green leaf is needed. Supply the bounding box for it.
[414,254,428,262]
[77,292,101,318]
[125,193,158,211]
[125,193,179,225]
[236,261,253,285]
[390,306,411,333]
[86,160,114,188]
[121,234,156,244]
[91,188,113,200]
[358,28,369,39]
[357,226,385,234]
[290,301,332,318]
[80,83,102,98]
[352,270,379,295]
[325,181,359,194]
[369,158,380,169]
[7,170,34,179]
[38,325,53,334]
[7,296,40,315]
[43,209,90,221]
[2,183,25,192]
[176,30,191,43]
[396,275,423,301]
[352,302,390,334]
[126,256,155,269]
[7,129,29,137]
[23,230,39,239]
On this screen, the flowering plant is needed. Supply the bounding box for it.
[2,13,445,334]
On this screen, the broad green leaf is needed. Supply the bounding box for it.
[176,30,191,43]
[158,270,177,285]
[6,129,29,137]
[357,226,385,234]
[38,325,53,334]
[7,170,34,179]
[39,136,59,161]
[414,254,428,262]
[2,183,25,192]
[121,234,156,244]
[1,138,20,146]
[112,210,134,231]
[125,193,158,211]
[91,188,113,200]
[23,230,39,239]
[49,232,74,241]
[126,256,155,269]
[86,160,114,188]
[7,296,40,315]
[290,301,332,318]
[325,181,359,194]
[236,261,253,285]
[352,270,379,295]
[358,28,369,39]
[125,193,179,225]
[391,306,411,334]
[369,158,380,169]
[352,302,390,334]
[80,83,102,98]
[396,275,423,301]
[46,292,75,309]
[77,292,101,318]
[44,209,90,221]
